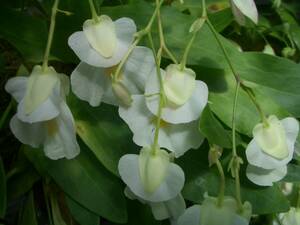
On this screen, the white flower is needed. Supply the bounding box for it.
[125,187,186,221]
[71,46,155,107]
[145,64,208,124]
[118,147,185,202]
[176,195,249,225]
[119,95,204,157]
[5,66,80,160]
[280,207,300,225]
[68,15,136,68]
[246,115,299,186]
[230,0,258,26]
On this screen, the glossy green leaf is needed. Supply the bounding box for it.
[18,192,38,225]
[0,158,6,219]
[25,143,127,223]
[178,145,290,214]
[0,7,47,62]
[199,106,232,148]
[66,196,100,225]
[68,93,138,176]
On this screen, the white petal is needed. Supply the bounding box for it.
[177,205,201,225]
[118,154,185,202]
[233,215,249,225]
[17,83,61,123]
[68,18,136,68]
[24,65,60,114]
[122,46,156,94]
[160,120,204,157]
[5,77,27,103]
[118,95,154,147]
[281,207,300,225]
[119,95,204,156]
[83,16,117,58]
[232,0,258,24]
[150,194,186,220]
[230,0,246,26]
[145,68,208,124]
[246,118,298,170]
[71,62,110,107]
[246,164,287,186]
[44,101,80,160]
[10,114,45,147]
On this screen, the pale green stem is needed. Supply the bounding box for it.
[205,18,268,126]
[113,0,163,81]
[232,82,240,157]
[215,159,225,207]
[88,0,99,22]
[42,0,59,71]
[179,0,207,70]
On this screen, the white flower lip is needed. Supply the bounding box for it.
[68,17,136,68]
[118,153,185,202]
[70,46,155,107]
[163,64,196,107]
[145,67,208,124]
[253,115,289,160]
[83,15,117,58]
[119,95,204,157]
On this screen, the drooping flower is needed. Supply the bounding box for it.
[68,15,136,68]
[119,95,204,157]
[125,187,186,221]
[246,115,299,186]
[279,207,300,225]
[145,64,208,124]
[71,46,155,107]
[230,0,258,26]
[118,147,185,202]
[5,66,80,160]
[176,194,250,225]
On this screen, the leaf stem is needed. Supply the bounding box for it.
[42,0,59,71]
[215,159,225,207]
[88,0,99,22]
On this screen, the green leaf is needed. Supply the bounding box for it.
[282,163,300,183]
[25,142,127,223]
[18,192,38,225]
[68,93,138,176]
[66,196,100,225]
[199,106,232,148]
[0,157,6,219]
[178,145,290,214]
[0,7,47,62]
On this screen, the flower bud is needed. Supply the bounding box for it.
[281,207,300,225]
[24,65,59,114]
[83,15,117,58]
[253,115,289,160]
[139,147,170,193]
[112,81,133,107]
[189,17,206,33]
[163,64,196,108]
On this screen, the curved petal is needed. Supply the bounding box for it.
[17,83,61,123]
[233,215,249,225]
[160,120,204,157]
[177,205,201,225]
[145,68,208,124]
[10,114,45,148]
[71,62,110,107]
[232,0,258,24]
[246,118,298,170]
[44,101,80,160]
[118,154,185,202]
[68,18,136,68]
[118,95,154,147]
[246,164,287,186]
[5,76,28,103]
[122,46,155,93]
[150,194,186,220]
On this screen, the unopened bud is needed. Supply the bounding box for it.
[189,17,206,33]
[112,81,133,107]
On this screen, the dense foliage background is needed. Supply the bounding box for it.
[1,0,300,224]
